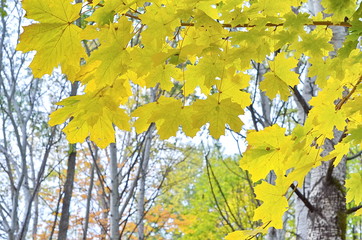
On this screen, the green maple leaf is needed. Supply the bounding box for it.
[294,28,334,59]
[321,0,355,20]
[283,12,311,30]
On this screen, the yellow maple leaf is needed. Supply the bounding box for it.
[186,54,224,92]
[217,69,251,108]
[80,20,133,88]
[346,172,362,204]
[140,4,179,48]
[225,228,268,240]
[87,0,136,25]
[231,30,273,63]
[17,0,85,80]
[260,53,299,101]
[252,0,297,16]
[240,125,292,182]
[355,208,362,216]
[253,178,290,229]
[192,96,244,139]
[49,93,130,148]
[132,97,199,139]
[306,79,348,141]
[143,64,180,91]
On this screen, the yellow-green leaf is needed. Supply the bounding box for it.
[261,53,299,101]
[17,0,85,80]
[192,96,244,138]
[346,172,362,204]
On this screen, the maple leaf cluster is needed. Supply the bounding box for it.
[17,0,361,238]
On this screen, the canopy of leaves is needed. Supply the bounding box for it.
[17,0,362,238]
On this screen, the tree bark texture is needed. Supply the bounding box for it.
[306,24,348,239]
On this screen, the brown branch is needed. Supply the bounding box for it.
[117,11,354,29]
[346,205,362,215]
[291,85,311,115]
[180,21,352,28]
[335,76,362,110]
[347,151,362,160]
[290,183,315,212]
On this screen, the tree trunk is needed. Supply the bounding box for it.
[299,1,348,238]
[306,24,348,239]
[83,162,95,240]
[110,142,121,239]
[57,145,77,240]
[307,157,346,239]
[137,125,154,240]
[137,87,157,240]
[58,81,79,240]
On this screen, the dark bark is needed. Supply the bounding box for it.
[57,146,77,240]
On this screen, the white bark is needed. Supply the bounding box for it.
[137,128,153,240]
[110,142,120,239]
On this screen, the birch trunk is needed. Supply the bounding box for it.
[110,142,121,239]
[137,125,154,240]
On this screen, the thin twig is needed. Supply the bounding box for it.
[347,151,362,160]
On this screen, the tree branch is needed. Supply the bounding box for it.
[347,151,362,160]
[180,21,352,28]
[335,76,361,110]
[116,12,354,29]
[290,183,315,213]
[291,85,311,115]
[204,153,235,232]
[346,205,362,215]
